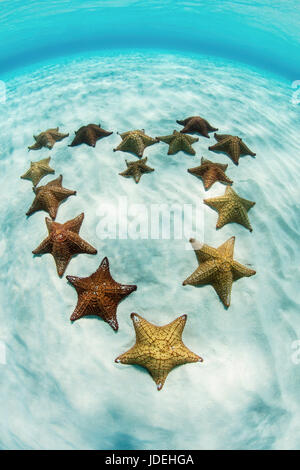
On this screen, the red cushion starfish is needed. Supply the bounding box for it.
[67,257,137,331]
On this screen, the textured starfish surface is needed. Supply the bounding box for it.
[119,157,154,183]
[67,257,137,331]
[204,186,255,232]
[115,313,203,391]
[28,128,69,150]
[209,133,256,165]
[26,175,76,219]
[69,124,113,147]
[32,213,97,277]
[113,129,158,157]
[20,157,55,187]
[177,116,218,138]
[183,237,256,307]
[188,157,233,190]
[156,130,198,155]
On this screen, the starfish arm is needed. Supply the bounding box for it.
[133,169,142,183]
[66,231,97,255]
[240,197,256,211]
[187,166,205,177]
[204,195,228,211]
[204,120,218,132]
[189,238,219,262]
[176,118,191,126]
[217,236,235,259]
[51,187,77,202]
[26,194,44,217]
[232,206,253,232]
[96,299,119,331]
[215,169,233,185]
[43,193,60,219]
[69,133,83,147]
[156,134,174,144]
[47,175,63,187]
[183,259,219,286]
[240,140,256,156]
[119,168,133,178]
[232,261,256,280]
[20,168,34,182]
[211,270,233,307]
[90,257,114,283]
[69,293,97,321]
[130,313,160,345]
[28,141,42,150]
[66,275,92,293]
[214,134,231,142]
[32,236,52,255]
[209,139,231,153]
[52,244,72,277]
[185,135,199,144]
[49,129,69,141]
[140,134,158,147]
[180,138,196,155]
[228,141,241,165]
[64,213,84,233]
[162,314,187,344]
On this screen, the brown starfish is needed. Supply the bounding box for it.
[119,157,154,183]
[69,124,113,147]
[28,128,69,150]
[26,175,76,219]
[32,213,97,277]
[177,116,218,138]
[67,257,137,331]
[209,133,256,165]
[188,157,233,190]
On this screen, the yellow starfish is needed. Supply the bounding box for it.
[119,157,154,183]
[115,313,203,390]
[113,129,158,157]
[20,157,55,187]
[183,237,256,307]
[204,186,255,232]
[28,127,69,150]
[156,130,198,155]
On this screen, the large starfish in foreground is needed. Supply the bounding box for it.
[204,186,255,232]
[69,124,113,147]
[177,116,218,138]
[156,130,198,155]
[26,175,76,219]
[188,157,233,190]
[67,257,137,331]
[28,128,69,150]
[20,157,55,187]
[113,130,158,157]
[183,237,256,307]
[119,157,154,183]
[209,133,256,165]
[32,213,97,277]
[115,313,203,391]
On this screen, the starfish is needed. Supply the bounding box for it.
[204,186,255,232]
[26,175,76,219]
[177,116,218,138]
[209,133,256,165]
[188,157,233,190]
[119,157,154,183]
[156,130,198,155]
[66,257,137,331]
[113,129,158,157]
[115,313,203,391]
[69,124,113,147]
[28,128,69,150]
[32,213,97,277]
[20,157,55,187]
[183,237,256,308]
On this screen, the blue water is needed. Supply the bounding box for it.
[0,1,300,450]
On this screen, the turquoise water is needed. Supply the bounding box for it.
[1,1,300,451]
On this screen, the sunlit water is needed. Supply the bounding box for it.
[0,1,300,451]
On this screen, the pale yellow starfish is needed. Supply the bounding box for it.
[115,313,203,390]
[204,186,255,232]
[20,157,55,186]
[183,237,256,307]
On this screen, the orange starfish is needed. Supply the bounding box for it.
[188,157,233,190]
[32,213,97,277]
[26,175,76,219]
[67,257,137,331]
